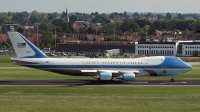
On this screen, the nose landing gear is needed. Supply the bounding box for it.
[171,76,174,82]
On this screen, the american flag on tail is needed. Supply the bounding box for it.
[17,43,26,48]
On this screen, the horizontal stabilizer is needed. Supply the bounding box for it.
[11,58,39,64]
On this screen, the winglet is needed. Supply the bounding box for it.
[7,32,48,58]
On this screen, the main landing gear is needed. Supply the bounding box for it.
[97,79,113,83]
[170,76,175,82]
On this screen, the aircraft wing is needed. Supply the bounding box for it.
[80,69,140,81]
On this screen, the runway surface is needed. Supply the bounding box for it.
[0,79,200,86]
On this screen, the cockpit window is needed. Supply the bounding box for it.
[177,57,182,61]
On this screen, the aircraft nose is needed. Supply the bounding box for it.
[185,62,193,69]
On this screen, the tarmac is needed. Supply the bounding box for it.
[0,79,200,87]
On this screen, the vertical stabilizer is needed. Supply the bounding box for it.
[7,32,48,58]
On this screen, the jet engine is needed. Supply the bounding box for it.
[93,72,112,80]
[116,73,135,81]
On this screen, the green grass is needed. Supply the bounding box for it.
[0,55,17,67]
[0,63,19,67]
[0,68,199,80]
[192,65,200,68]
[0,86,199,112]
[0,68,90,79]
[0,55,15,63]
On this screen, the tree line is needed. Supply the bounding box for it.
[1,11,200,34]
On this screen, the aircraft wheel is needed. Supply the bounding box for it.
[107,80,113,83]
[97,80,113,83]
[170,79,174,82]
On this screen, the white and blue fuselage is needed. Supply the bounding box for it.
[11,56,192,78]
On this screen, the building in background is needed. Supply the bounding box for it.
[135,42,177,56]
[57,41,135,55]
[56,41,200,57]
[180,42,200,56]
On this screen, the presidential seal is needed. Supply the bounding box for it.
[163,70,166,73]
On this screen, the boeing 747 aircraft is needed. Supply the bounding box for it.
[7,32,192,82]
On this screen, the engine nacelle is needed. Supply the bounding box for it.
[93,72,112,80]
[123,73,135,81]
[117,73,135,81]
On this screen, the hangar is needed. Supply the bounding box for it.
[57,41,135,55]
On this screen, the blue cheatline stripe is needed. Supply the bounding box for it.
[19,33,48,58]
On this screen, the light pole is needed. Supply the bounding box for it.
[106,37,107,50]
[96,27,97,41]
[114,27,115,41]
[146,27,148,40]
[55,26,56,50]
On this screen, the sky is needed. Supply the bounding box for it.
[0,0,200,14]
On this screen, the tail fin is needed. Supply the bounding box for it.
[7,32,48,58]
